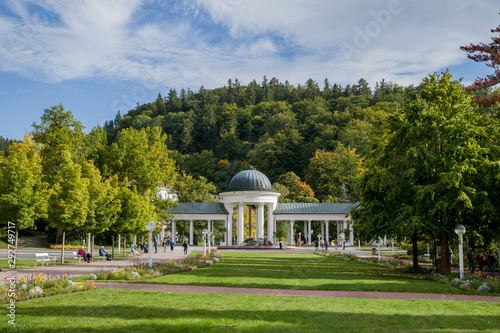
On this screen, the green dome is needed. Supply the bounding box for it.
[227,166,276,192]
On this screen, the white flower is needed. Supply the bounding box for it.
[20,283,27,290]
[90,274,98,280]
[29,286,43,295]
[131,272,140,277]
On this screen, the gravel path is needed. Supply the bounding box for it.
[96,282,500,303]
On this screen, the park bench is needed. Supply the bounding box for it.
[35,253,56,267]
[72,252,82,263]
[96,254,106,261]
[420,254,431,259]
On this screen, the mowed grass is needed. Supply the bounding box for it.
[144,252,464,294]
[5,288,499,332]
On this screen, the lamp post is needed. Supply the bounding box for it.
[146,221,156,268]
[317,234,321,251]
[454,224,466,279]
[202,229,208,256]
[340,232,345,256]
[208,232,212,253]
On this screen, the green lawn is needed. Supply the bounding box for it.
[5,288,499,332]
[140,252,464,294]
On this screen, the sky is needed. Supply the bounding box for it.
[0,0,498,140]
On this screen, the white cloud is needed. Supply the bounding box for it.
[0,0,498,91]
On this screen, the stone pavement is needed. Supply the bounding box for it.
[0,245,198,280]
[96,283,500,303]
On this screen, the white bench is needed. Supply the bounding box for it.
[72,252,82,263]
[35,253,56,267]
[96,255,106,262]
[420,254,431,259]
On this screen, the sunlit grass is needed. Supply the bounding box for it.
[4,288,499,332]
[144,252,464,294]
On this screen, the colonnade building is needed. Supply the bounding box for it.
[166,166,359,247]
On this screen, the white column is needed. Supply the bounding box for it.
[304,221,307,242]
[224,203,233,246]
[290,220,294,245]
[321,221,324,241]
[308,220,312,245]
[267,203,274,243]
[189,220,194,245]
[257,203,264,240]
[337,221,341,245]
[237,203,244,245]
[172,220,176,242]
[349,221,354,246]
[208,220,212,233]
[325,221,329,243]
[286,221,290,245]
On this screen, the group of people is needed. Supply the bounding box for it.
[466,248,496,273]
[77,246,112,262]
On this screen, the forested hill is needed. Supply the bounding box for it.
[102,77,419,202]
[0,136,19,157]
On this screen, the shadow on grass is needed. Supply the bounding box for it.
[15,302,500,332]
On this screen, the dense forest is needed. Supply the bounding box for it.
[100,77,419,202]
[0,136,19,157]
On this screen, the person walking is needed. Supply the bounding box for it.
[153,238,158,254]
[182,240,188,255]
[487,251,496,273]
[476,251,485,272]
[466,248,475,273]
[170,240,175,252]
[163,239,167,252]
[325,240,329,251]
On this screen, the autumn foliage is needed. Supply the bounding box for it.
[460,16,500,106]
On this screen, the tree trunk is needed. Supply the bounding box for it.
[112,235,115,260]
[440,231,450,275]
[411,230,419,270]
[61,230,65,264]
[92,234,95,257]
[55,228,61,244]
[124,236,127,257]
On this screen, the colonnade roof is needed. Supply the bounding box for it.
[167,202,229,215]
[166,201,359,216]
[273,202,360,215]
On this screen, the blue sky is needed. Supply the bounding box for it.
[0,0,498,140]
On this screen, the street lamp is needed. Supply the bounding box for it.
[340,232,345,256]
[146,220,156,268]
[317,234,321,251]
[208,232,212,253]
[455,224,466,279]
[202,229,208,256]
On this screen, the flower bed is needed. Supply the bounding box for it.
[315,250,500,294]
[90,250,222,281]
[1,272,95,304]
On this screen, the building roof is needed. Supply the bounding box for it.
[166,202,229,215]
[225,166,277,193]
[273,202,360,215]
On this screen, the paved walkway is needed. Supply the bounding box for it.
[0,246,195,279]
[96,283,500,303]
